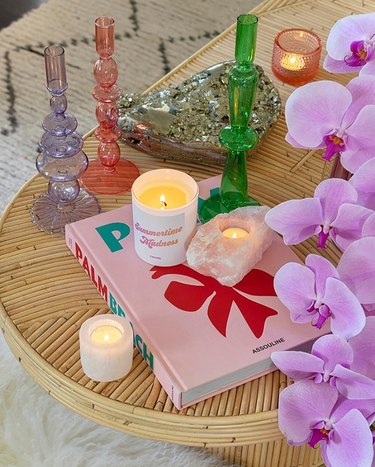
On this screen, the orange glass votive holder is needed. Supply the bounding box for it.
[272,29,322,86]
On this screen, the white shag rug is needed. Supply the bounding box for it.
[0,333,231,467]
[0,0,261,465]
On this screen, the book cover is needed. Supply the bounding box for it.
[65,175,323,409]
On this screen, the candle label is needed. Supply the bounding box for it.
[133,203,187,265]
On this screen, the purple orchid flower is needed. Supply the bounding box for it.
[285,76,375,172]
[350,158,375,210]
[272,333,375,399]
[274,254,365,338]
[278,380,374,467]
[265,177,372,250]
[362,213,375,238]
[323,12,375,76]
[337,237,375,306]
[349,317,375,380]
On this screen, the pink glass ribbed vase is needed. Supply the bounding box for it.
[81,17,139,195]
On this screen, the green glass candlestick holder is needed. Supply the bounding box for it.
[199,14,260,223]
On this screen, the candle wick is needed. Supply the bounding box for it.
[161,200,167,207]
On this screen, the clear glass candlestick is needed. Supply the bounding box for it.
[272,29,322,86]
[199,14,260,223]
[81,17,139,195]
[30,45,100,235]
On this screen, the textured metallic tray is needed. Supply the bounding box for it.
[118,61,281,165]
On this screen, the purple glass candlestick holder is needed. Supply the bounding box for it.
[80,17,139,195]
[30,45,100,235]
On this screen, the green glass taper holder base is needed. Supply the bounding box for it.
[198,191,259,224]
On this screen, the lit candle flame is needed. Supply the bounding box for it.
[232,232,238,239]
[104,334,110,342]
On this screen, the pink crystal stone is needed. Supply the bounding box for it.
[186,206,274,286]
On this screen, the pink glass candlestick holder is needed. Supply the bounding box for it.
[81,17,139,195]
[272,28,322,86]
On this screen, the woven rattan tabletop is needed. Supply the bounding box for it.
[0,0,370,465]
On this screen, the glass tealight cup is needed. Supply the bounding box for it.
[272,29,322,86]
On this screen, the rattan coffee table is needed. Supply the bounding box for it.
[1,0,368,465]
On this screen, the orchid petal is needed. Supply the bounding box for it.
[363,303,375,317]
[360,57,375,76]
[305,254,339,301]
[265,198,322,245]
[350,158,375,210]
[333,365,375,399]
[362,214,375,237]
[349,316,375,379]
[274,263,316,323]
[285,132,309,148]
[278,380,338,445]
[271,351,324,380]
[311,334,353,373]
[285,132,325,149]
[341,105,375,173]
[323,277,365,338]
[285,81,352,148]
[326,12,375,59]
[326,409,374,467]
[337,237,375,304]
[333,396,375,425]
[331,203,373,250]
[314,178,358,224]
[342,76,375,128]
[323,54,362,74]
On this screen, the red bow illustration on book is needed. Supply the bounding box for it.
[151,264,278,338]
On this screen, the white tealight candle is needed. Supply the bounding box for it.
[79,315,133,382]
[222,227,249,239]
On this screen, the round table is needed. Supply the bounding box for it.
[0,132,333,466]
[0,0,348,464]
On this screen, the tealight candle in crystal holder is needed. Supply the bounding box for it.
[272,28,322,86]
[187,206,274,287]
[79,314,133,382]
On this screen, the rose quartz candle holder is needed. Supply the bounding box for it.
[186,206,274,287]
[272,28,322,86]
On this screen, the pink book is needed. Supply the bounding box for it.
[65,176,324,409]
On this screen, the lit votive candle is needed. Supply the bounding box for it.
[222,227,249,239]
[79,315,133,382]
[131,169,199,266]
[272,28,322,86]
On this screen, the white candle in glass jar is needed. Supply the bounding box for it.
[131,169,199,266]
[79,315,133,382]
